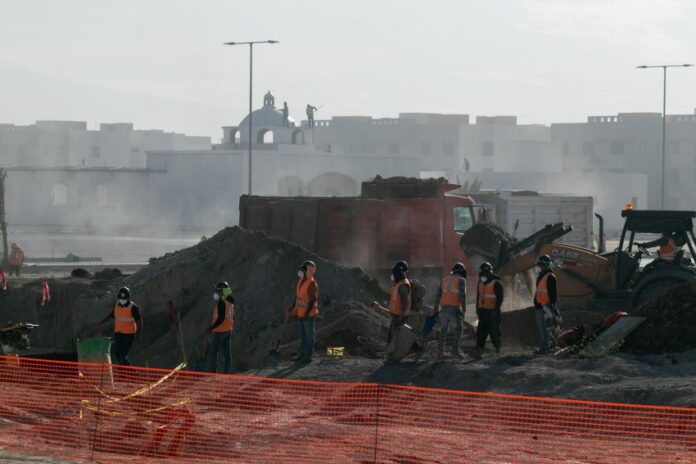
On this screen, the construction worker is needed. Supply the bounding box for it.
[373,261,411,340]
[306,104,318,128]
[8,242,24,277]
[286,260,319,364]
[475,262,504,353]
[637,232,685,263]
[433,262,467,360]
[533,255,558,354]
[282,101,290,127]
[99,287,142,365]
[208,281,234,374]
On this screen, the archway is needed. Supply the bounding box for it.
[257,129,274,144]
[53,182,68,206]
[306,173,358,197]
[291,129,305,145]
[229,128,240,144]
[277,176,305,196]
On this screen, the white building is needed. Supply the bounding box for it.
[0,121,210,169]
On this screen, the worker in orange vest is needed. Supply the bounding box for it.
[373,261,412,341]
[637,232,684,263]
[433,262,467,360]
[475,262,504,353]
[98,287,142,365]
[8,242,25,277]
[208,281,235,373]
[533,255,558,354]
[286,261,319,364]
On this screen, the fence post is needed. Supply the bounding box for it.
[373,383,381,463]
[89,362,106,462]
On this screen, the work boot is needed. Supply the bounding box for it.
[451,349,465,359]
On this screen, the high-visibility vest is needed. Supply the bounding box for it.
[114,302,137,334]
[477,280,498,310]
[660,237,679,260]
[9,248,24,266]
[212,300,234,333]
[535,273,552,306]
[293,278,318,318]
[388,279,412,317]
[440,275,464,307]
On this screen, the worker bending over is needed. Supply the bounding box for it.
[475,262,504,353]
[287,260,319,364]
[208,281,235,373]
[99,287,142,365]
[433,262,467,360]
[534,255,559,354]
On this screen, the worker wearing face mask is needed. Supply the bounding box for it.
[98,287,142,365]
[373,261,412,342]
[534,255,559,354]
[475,262,504,353]
[433,262,468,360]
[208,281,235,373]
[286,261,319,364]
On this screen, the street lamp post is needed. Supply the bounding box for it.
[225,40,279,195]
[636,64,693,210]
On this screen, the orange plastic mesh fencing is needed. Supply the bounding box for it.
[0,355,695,463]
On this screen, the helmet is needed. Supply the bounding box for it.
[214,281,232,299]
[479,262,493,274]
[452,262,466,273]
[536,255,552,267]
[392,260,409,274]
[117,287,131,300]
[300,260,317,271]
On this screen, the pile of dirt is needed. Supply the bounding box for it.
[500,307,602,347]
[70,268,92,278]
[0,227,388,371]
[361,175,444,199]
[94,268,124,280]
[460,223,518,268]
[623,282,696,354]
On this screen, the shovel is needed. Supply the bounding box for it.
[266,313,290,367]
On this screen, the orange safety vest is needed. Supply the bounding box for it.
[477,280,498,310]
[440,275,464,307]
[9,248,24,266]
[535,273,552,306]
[659,237,679,260]
[293,278,318,318]
[114,302,137,335]
[212,300,234,333]
[388,279,412,317]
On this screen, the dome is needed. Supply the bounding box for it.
[239,92,295,128]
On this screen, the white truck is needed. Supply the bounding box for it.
[467,190,594,249]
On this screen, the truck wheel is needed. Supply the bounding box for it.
[634,279,683,308]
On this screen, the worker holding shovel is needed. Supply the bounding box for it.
[286,261,319,364]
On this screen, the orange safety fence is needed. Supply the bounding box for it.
[0,355,695,463]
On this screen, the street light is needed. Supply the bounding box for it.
[225,40,279,195]
[636,63,693,209]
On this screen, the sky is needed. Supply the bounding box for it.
[1,0,695,138]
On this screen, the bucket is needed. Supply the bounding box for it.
[77,337,113,387]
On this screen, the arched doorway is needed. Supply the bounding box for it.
[277,176,305,196]
[257,129,274,144]
[291,129,305,145]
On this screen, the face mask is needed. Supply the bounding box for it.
[213,293,220,301]
[535,266,542,273]
[390,274,395,282]
[480,276,489,283]
[118,299,128,306]
[297,270,304,278]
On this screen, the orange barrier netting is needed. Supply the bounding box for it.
[0,356,695,463]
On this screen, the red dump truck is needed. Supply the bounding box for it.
[238,177,476,279]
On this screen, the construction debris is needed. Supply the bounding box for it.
[459,223,517,268]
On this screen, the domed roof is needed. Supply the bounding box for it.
[239,106,295,128]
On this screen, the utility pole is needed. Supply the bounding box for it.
[0,168,8,263]
[224,40,279,195]
[636,63,693,209]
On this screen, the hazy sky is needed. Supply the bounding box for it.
[1,0,695,138]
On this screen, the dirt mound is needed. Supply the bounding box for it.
[460,223,517,268]
[94,268,124,280]
[623,282,696,354]
[500,307,602,347]
[0,227,388,370]
[361,175,443,199]
[70,268,92,278]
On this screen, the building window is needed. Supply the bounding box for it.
[53,183,68,206]
[582,142,594,156]
[610,141,624,155]
[420,142,431,157]
[562,142,570,156]
[389,143,399,155]
[482,142,494,157]
[453,207,474,233]
[443,142,454,156]
[91,146,101,159]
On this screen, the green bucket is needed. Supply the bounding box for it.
[77,337,112,362]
